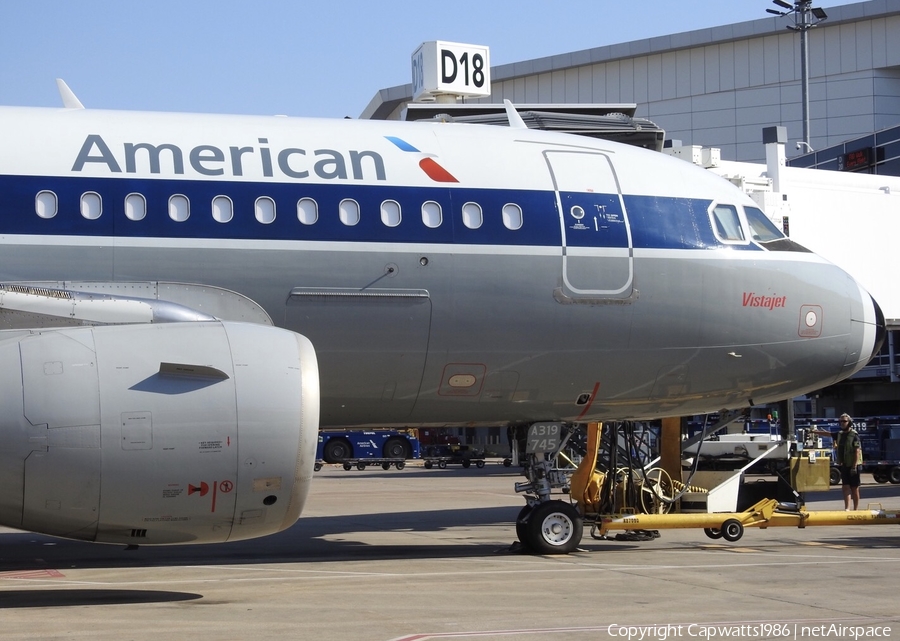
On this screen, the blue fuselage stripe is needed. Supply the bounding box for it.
[0,174,757,251]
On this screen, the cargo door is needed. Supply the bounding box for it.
[285,288,431,424]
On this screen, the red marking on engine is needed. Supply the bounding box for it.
[188,482,209,497]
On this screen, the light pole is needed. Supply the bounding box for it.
[767,0,828,149]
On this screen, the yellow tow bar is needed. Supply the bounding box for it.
[595,499,900,542]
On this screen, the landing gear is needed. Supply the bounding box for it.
[515,505,533,544]
[520,500,583,555]
[513,422,586,554]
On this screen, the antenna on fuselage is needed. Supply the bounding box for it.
[503,99,527,129]
[56,78,85,109]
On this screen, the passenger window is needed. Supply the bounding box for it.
[35,191,57,219]
[381,200,401,227]
[125,193,146,221]
[168,195,189,222]
[502,203,523,230]
[339,199,360,226]
[744,206,785,242]
[255,197,276,224]
[81,192,102,220]
[462,202,483,229]
[710,204,744,242]
[297,198,318,225]
[422,201,442,228]
[212,196,233,223]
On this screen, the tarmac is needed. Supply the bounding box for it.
[2,462,900,641]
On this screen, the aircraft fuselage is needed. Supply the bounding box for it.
[0,106,883,427]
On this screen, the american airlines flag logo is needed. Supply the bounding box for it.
[385,136,458,183]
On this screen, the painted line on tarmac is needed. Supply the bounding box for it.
[3,553,900,590]
[0,569,64,580]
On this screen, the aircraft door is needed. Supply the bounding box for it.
[544,151,633,298]
[285,288,431,425]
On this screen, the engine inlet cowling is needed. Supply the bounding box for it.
[0,321,319,545]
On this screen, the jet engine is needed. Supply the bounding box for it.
[0,321,319,545]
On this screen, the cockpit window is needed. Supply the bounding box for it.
[710,204,745,242]
[744,206,786,242]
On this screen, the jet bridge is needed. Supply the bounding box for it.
[403,103,666,152]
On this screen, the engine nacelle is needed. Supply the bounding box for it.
[0,321,319,544]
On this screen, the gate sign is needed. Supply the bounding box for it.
[411,41,491,101]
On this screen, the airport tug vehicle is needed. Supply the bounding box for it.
[513,421,900,554]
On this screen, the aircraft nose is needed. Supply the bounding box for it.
[868,293,886,362]
[848,289,886,378]
[840,284,886,381]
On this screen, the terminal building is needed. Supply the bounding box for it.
[362,0,900,441]
[364,0,900,166]
[790,122,900,174]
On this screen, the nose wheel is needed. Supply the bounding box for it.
[518,500,583,554]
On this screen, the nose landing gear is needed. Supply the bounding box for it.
[518,500,584,554]
[513,422,586,554]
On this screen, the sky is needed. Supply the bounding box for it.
[1,1,818,119]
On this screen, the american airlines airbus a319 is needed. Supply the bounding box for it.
[0,85,884,547]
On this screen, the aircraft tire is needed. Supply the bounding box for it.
[523,500,583,554]
[515,505,533,544]
[721,519,744,542]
